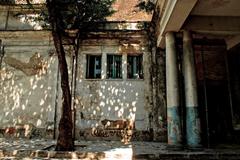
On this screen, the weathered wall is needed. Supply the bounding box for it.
[0,4,165,140]
[73,31,154,141]
[0,31,58,138]
[151,48,167,141]
[0,29,159,141]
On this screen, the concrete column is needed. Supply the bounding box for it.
[182,30,201,148]
[165,32,182,148]
[122,54,127,80]
[101,52,107,79]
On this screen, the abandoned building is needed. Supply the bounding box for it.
[0,0,240,150]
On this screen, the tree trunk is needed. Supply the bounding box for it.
[46,0,74,151]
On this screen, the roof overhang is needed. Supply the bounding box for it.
[156,0,198,48]
[155,0,240,50]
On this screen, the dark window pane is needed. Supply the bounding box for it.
[127,55,143,79]
[86,55,101,79]
[107,55,122,79]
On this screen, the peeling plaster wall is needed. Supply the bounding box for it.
[74,32,153,140]
[0,30,155,140]
[0,16,158,141]
[0,5,168,141]
[0,31,58,138]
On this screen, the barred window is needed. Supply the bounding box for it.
[127,55,143,79]
[86,55,101,79]
[107,55,122,79]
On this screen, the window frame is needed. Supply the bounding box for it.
[127,54,144,79]
[86,54,102,79]
[106,54,122,79]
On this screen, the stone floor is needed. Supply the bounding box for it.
[1,138,240,159]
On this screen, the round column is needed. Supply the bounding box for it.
[183,30,201,149]
[166,32,182,148]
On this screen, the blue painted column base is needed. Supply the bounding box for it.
[167,107,182,149]
[186,106,202,149]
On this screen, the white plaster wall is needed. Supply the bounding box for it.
[0,29,152,134]
[0,45,58,128]
[75,44,152,131]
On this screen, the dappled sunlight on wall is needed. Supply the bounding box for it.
[73,37,152,141]
[0,49,58,131]
[76,81,143,126]
[68,23,154,140]
[0,20,153,140]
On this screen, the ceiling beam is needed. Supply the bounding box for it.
[190,0,240,17]
[183,15,240,35]
[157,0,198,48]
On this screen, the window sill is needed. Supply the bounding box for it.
[105,79,123,81]
[85,79,102,81]
[126,79,144,81]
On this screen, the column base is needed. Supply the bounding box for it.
[167,144,183,151]
[186,144,203,151]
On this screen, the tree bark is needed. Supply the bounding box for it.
[46,0,74,151]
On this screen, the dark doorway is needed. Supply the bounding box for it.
[194,42,233,146]
[227,44,240,144]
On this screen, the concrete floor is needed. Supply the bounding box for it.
[1,138,240,159]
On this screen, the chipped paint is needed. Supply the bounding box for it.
[167,107,182,146]
[186,107,201,148]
